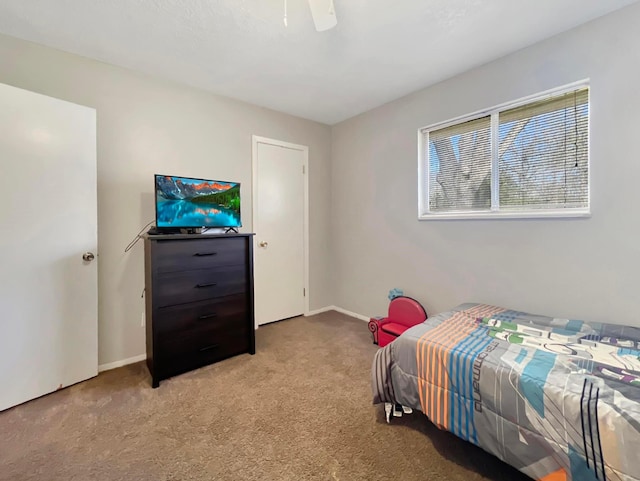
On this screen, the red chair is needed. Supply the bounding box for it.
[368,296,427,347]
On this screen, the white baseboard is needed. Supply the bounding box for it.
[98,354,146,373]
[305,306,334,316]
[306,305,369,321]
[101,307,369,372]
[98,306,369,372]
[331,306,370,322]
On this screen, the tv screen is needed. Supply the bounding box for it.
[155,174,241,229]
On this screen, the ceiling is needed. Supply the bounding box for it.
[0,0,637,125]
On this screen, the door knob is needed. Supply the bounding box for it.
[82,252,95,262]
[259,241,268,247]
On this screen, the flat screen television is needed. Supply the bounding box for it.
[154,174,241,229]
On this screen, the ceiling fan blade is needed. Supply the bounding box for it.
[308,0,337,32]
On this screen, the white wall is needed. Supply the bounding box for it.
[331,3,640,326]
[0,33,332,366]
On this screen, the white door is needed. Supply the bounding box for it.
[253,137,307,326]
[0,83,98,411]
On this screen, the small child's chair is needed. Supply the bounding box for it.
[368,296,427,347]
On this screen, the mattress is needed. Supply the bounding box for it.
[372,303,640,481]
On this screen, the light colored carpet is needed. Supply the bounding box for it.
[0,311,530,481]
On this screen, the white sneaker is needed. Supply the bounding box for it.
[384,403,392,423]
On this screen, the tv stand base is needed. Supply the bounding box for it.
[147,227,202,235]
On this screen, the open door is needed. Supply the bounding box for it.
[0,83,98,411]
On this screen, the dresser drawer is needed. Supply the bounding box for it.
[153,237,245,273]
[157,322,248,353]
[154,294,248,335]
[156,330,250,378]
[154,264,246,307]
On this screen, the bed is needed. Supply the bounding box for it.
[372,303,640,481]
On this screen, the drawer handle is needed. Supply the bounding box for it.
[199,344,219,352]
[193,252,217,257]
[198,313,218,320]
[195,282,217,288]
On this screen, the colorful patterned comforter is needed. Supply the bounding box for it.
[372,303,640,481]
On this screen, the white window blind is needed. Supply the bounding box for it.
[428,116,491,212]
[498,89,589,210]
[419,84,590,219]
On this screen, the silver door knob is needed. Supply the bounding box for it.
[82,252,95,262]
[259,241,268,247]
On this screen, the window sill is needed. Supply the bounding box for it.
[417,209,591,221]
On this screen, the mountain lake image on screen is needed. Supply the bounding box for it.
[155,175,241,228]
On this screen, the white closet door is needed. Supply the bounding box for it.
[253,139,306,326]
[0,83,98,411]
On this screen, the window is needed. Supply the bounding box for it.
[418,83,589,219]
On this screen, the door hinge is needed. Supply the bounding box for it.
[302,165,306,174]
[303,288,306,297]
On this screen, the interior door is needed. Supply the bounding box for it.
[253,138,306,326]
[0,83,98,412]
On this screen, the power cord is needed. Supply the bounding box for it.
[124,220,155,253]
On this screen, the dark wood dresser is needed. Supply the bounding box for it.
[144,233,255,387]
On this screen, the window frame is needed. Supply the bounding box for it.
[417,80,591,221]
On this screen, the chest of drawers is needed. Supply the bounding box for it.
[144,233,255,387]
